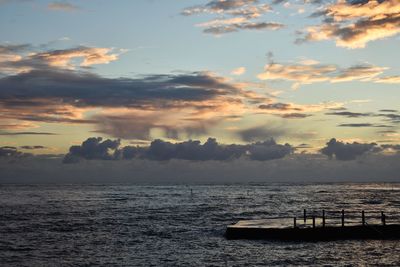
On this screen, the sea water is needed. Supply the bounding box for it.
[1,183,400,266]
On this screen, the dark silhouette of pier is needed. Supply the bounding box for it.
[225,209,400,241]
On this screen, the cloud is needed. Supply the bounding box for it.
[0,146,29,158]
[206,0,259,11]
[0,67,255,138]
[19,145,46,149]
[48,1,79,11]
[0,44,31,54]
[280,113,312,119]
[237,124,288,142]
[0,131,58,135]
[325,111,373,117]
[374,76,400,84]
[332,64,385,82]
[380,109,398,113]
[182,0,284,35]
[63,136,294,163]
[0,69,243,108]
[247,139,294,160]
[295,143,312,149]
[0,45,120,74]
[0,45,272,140]
[63,137,120,163]
[321,138,378,160]
[326,109,400,125]
[231,66,246,75]
[258,59,387,88]
[3,136,400,183]
[144,138,245,161]
[381,144,400,152]
[378,113,400,123]
[92,112,224,140]
[338,123,392,127]
[258,101,343,117]
[183,0,265,15]
[259,102,302,111]
[299,0,400,48]
[202,21,284,34]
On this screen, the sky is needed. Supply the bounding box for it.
[0,0,399,183]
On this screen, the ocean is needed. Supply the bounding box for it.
[1,183,400,266]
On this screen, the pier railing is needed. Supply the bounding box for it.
[292,209,397,228]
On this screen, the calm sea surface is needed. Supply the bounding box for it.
[1,183,400,266]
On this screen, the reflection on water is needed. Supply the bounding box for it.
[0,183,400,266]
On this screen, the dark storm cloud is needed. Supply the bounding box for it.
[144,138,244,161]
[63,137,294,163]
[246,139,293,160]
[63,137,121,163]
[0,70,236,109]
[321,138,379,160]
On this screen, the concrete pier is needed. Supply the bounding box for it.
[225,210,400,241]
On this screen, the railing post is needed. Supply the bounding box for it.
[381,211,386,226]
[341,209,345,227]
[294,217,297,228]
[312,216,315,228]
[362,210,365,226]
[304,209,306,224]
[322,210,325,227]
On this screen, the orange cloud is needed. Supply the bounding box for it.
[183,0,283,35]
[231,66,246,76]
[0,46,120,74]
[258,59,390,88]
[299,0,400,48]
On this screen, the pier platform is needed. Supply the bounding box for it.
[225,210,400,241]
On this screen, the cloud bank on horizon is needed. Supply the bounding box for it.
[1,136,399,183]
